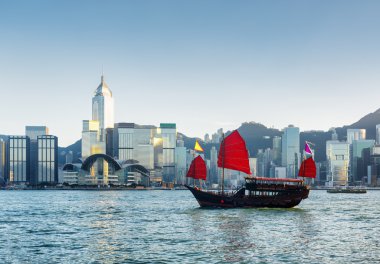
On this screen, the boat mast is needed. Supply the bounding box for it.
[221,133,225,196]
[193,150,196,187]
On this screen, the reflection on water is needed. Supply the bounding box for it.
[0,190,380,263]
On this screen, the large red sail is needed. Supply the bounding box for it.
[298,157,316,178]
[186,155,207,180]
[217,130,251,175]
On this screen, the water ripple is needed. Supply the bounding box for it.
[0,190,379,263]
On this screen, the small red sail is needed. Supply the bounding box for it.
[217,130,251,175]
[298,157,316,178]
[186,155,207,180]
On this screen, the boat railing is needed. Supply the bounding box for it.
[245,176,304,184]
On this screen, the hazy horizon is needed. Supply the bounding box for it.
[1,0,380,146]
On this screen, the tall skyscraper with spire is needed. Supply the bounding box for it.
[82,75,114,159]
[92,75,114,141]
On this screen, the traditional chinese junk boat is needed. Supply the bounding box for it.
[185,131,316,208]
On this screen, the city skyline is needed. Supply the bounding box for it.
[2,1,380,146]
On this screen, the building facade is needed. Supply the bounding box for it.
[92,75,114,141]
[175,139,187,185]
[25,126,49,140]
[272,136,281,166]
[351,139,375,183]
[0,139,5,181]
[6,136,30,184]
[376,125,380,145]
[160,123,176,183]
[281,125,300,178]
[326,140,350,186]
[82,120,100,159]
[37,135,58,184]
[347,129,366,144]
[210,146,218,183]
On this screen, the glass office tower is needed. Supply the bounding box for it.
[376,125,380,145]
[281,125,300,178]
[160,123,176,183]
[326,140,350,186]
[115,123,135,161]
[7,136,30,183]
[347,129,366,144]
[82,120,100,159]
[0,139,5,180]
[37,135,58,183]
[351,139,375,183]
[25,126,49,140]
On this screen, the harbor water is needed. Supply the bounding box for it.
[0,190,379,263]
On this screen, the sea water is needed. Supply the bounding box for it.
[0,190,379,263]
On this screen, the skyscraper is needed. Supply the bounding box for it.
[113,123,155,169]
[281,125,300,178]
[346,129,366,183]
[210,146,218,183]
[376,125,380,145]
[0,139,5,180]
[26,126,50,184]
[37,135,58,184]
[351,139,375,183]
[92,75,114,141]
[204,133,210,143]
[347,129,366,144]
[175,139,186,185]
[81,120,100,159]
[6,136,30,184]
[249,158,257,177]
[272,136,281,165]
[160,123,176,183]
[25,126,49,140]
[326,140,350,186]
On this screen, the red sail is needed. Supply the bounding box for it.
[217,130,251,175]
[186,155,207,180]
[298,157,316,178]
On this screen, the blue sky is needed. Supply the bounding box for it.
[1,0,380,146]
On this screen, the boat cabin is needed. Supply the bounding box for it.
[244,177,305,197]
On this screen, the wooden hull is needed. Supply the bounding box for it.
[185,185,309,208]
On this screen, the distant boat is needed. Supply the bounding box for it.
[327,187,367,194]
[185,131,314,208]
